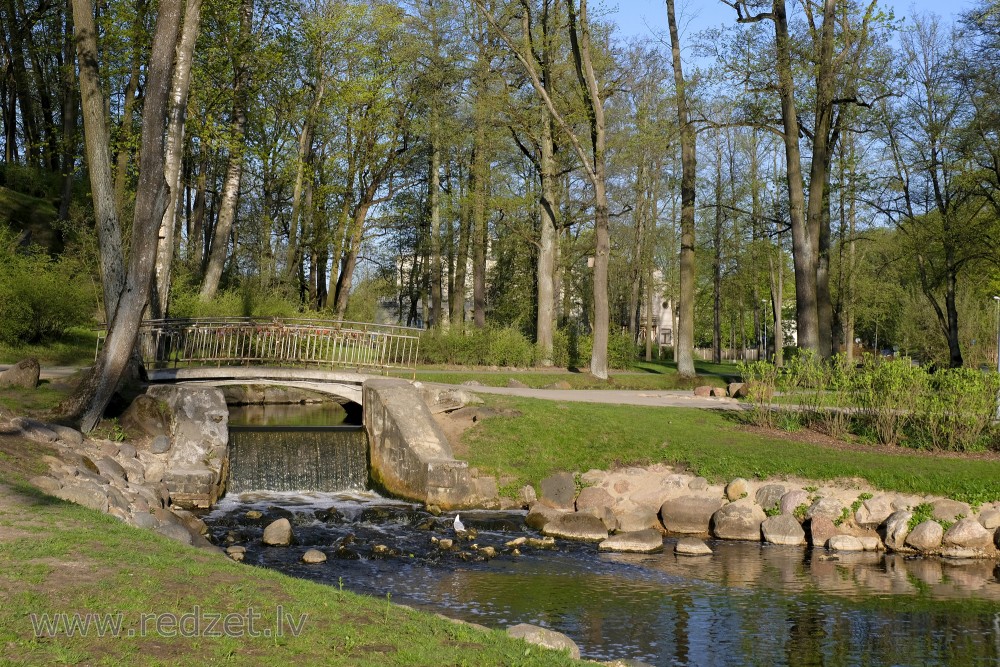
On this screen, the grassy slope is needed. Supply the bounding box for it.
[462,396,1000,504]
[0,185,59,250]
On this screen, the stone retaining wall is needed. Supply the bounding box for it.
[526,465,1000,559]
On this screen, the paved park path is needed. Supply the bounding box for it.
[425,382,745,411]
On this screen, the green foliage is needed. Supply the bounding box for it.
[168,274,302,320]
[420,326,533,367]
[907,502,935,532]
[911,367,1000,452]
[849,355,926,447]
[0,230,96,345]
[418,325,633,370]
[793,503,809,522]
[608,330,639,370]
[737,359,780,427]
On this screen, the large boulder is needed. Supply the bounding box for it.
[675,537,713,556]
[541,513,609,542]
[905,520,943,552]
[0,358,39,389]
[755,484,786,512]
[779,490,810,516]
[932,499,971,523]
[263,518,293,546]
[538,472,576,510]
[725,478,749,501]
[661,496,725,534]
[978,508,1000,530]
[615,507,660,533]
[507,624,580,660]
[711,501,765,541]
[943,518,993,549]
[808,516,838,548]
[598,529,664,554]
[828,535,865,552]
[806,497,845,523]
[120,395,171,439]
[883,510,913,552]
[525,504,566,531]
[53,480,108,513]
[575,486,614,513]
[762,514,806,546]
[854,495,896,529]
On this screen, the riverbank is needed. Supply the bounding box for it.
[0,429,579,666]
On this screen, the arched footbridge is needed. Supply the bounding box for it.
[99,317,422,404]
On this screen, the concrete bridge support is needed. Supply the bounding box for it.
[363,378,498,509]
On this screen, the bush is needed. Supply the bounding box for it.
[0,232,96,344]
[849,355,926,446]
[912,368,1000,452]
[738,359,780,428]
[608,330,638,370]
[419,326,533,367]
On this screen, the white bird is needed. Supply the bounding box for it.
[453,514,465,532]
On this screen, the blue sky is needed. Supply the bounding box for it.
[606,0,973,42]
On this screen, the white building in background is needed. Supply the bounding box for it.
[636,269,674,352]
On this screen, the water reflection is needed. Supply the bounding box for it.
[204,493,1000,664]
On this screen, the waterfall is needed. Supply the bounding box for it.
[227,427,369,493]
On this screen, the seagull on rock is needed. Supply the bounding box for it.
[453,514,465,533]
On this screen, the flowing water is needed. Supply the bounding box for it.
[211,415,1000,665]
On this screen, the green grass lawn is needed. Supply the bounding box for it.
[462,396,1000,505]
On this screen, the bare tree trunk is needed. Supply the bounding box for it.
[471,138,487,328]
[58,6,77,221]
[773,0,819,353]
[450,165,470,327]
[151,0,202,318]
[65,0,182,431]
[429,126,443,328]
[285,78,324,284]
[199,0,252,301]
[72,0,125,322]
[667,0,697,377]
[536,110,558,365]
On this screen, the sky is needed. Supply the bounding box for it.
[605,0,974,44]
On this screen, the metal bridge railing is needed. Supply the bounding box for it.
[95,318,421,373]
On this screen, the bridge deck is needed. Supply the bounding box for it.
[147,367,382,405]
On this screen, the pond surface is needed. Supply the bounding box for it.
[204,491,1000,665]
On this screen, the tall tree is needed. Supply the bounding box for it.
[666,0,697,377]
[63,0,184,431]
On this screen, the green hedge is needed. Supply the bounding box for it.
[420,326,637,370]
[739,353,1000,453]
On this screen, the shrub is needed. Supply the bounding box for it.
[849,355,926,446]
[738,359,780,428]
[488,326,535,367]
[912,367,1000,452]
[0,231,96,344]
[608,330,638,370]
